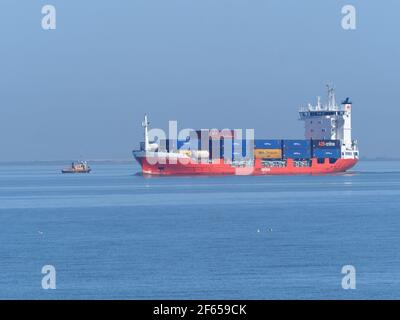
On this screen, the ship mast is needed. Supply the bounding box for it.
[327,84,336,109]
[142,114,150,151]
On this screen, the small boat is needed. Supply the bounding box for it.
[61,161,91,174]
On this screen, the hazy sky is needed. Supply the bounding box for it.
[0,0,399,160]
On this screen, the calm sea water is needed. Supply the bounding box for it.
[0,160,399,299]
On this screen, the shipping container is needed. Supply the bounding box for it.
[312,139,341,149]
[195,129,235,140]
[159,139,193,152]
[254,149,282,159]
[208,139,222,160]
[188,137,210,150]
[177,140,191,149]
[283,139,311,149]
[194,130,208,139]
[233,139,252,157]
[219,139,253,159]
[283,148,311,159]
[313,148,341,159]
[219,140,232,159]
[232,150,252,160]
[254,139,282,149]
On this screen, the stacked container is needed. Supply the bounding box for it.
[232,139,253,160]
[159,139,191,152]
[191,130,234,160]
[160,136,343,161]
[219,139,252,160]
[194,129,235,140]
[312,139,341,159]
[208,139,222,160]
[282,140,311,159]
[253,139,282,159]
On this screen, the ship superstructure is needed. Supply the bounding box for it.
[133,86,358,175]
[299,85,358,160]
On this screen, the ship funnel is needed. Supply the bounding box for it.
[341,97,352,105]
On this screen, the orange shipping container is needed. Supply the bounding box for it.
[253,149,282,159]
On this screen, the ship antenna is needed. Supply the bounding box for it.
[142,114,150,151]
[326,83,336,109]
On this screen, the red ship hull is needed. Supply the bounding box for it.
[134,153,358,176]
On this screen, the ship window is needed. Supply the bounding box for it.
[322,128,326,132]
[317,158,325,164]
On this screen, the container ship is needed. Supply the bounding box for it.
[133,86,359,175]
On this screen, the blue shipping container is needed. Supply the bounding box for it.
[283,139,311,149]
[254,139,282,149]
[220,150,235,160]
[177,140,191,149]
[312,139,340,149]
[159,139,192,151]
[221,140,251,159]
[234,139,249,157]
[313,148,341,159]
[283,148,311,159]
[191,138,211,150]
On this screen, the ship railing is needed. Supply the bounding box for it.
[299,105,345,112]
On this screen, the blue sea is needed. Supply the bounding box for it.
[0,160,399,299]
